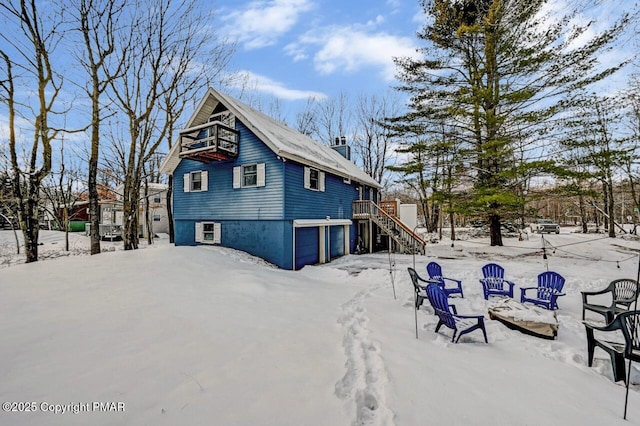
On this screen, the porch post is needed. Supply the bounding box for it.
[319,226,326,264]
[344,224,350,255]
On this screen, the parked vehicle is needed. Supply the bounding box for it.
[530,219,560,234]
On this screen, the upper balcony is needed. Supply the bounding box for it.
[179,120,239,163]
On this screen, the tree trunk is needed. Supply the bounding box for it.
[22,187,40,263]
[449,209,455,244]
[578,193,588,233]
[489,213,503,246]
[88,125,101,255]
[64,206,69,251]
[626,165,640,233]
[144,180,152,245]
[122,178,140,250]
[167,174,174,243]
[430,203,440,234]
[607,179,616,238]
[602,184,610,232]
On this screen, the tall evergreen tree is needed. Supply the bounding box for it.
[391,0,628,245]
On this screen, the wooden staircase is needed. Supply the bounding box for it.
[353,200,426,255]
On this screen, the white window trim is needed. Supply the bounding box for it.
[233,163,265,189]
[304,166,325,192]
[195,221,221,244]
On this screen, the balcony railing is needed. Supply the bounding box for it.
[179,121,239,162]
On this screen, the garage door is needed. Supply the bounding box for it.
[295,226,319,270]
[329,226,344,259]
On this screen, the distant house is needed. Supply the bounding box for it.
[160,88,424,270]
[112,183,170,238]
[84,183,169,240]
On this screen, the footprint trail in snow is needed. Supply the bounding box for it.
[336,283,395,426]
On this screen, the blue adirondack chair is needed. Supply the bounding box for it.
[426,262,464,297]
[479,263,515,300]
[425,283,488,343]
[520,271,566,310]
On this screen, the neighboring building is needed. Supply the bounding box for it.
[160,87,421,270]
[84,183,169,240]
[113,183,170,238]
[144,183,170,237]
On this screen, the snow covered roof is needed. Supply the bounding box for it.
[160,87,381,189]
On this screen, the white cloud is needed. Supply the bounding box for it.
[230,70,327,101]
[220,0,314,50]
[287,24,419,80]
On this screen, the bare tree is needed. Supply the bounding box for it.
[315,92,351,145]
[352,92,400,187]
[294,97,319,137]
[107,0,234,250]
[41,141,85,251]
[73,0,125,255]
[623,80,640,229]
[0,0,65,262]
[0,165,20,254]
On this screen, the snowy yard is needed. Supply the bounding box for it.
[1,229,640,425]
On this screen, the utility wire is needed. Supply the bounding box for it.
[450,233,637,265]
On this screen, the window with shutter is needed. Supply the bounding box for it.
[233,164,265,188]
[196,221,221,244]
[191,171,202,191]
[304,167,323,191]
[243,164,257,187]
[185,171,207,192]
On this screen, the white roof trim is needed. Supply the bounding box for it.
[293,219,352,227]
[159,142,182,175]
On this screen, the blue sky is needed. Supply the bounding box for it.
[207,0,635,121]
[211,0,422,107]
[0,0,634,167]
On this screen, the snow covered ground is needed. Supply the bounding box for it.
[1,229,640,425]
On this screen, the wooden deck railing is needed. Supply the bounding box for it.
[179,121,239,161]
[353,200,425,253]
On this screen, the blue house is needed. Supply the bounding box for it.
[160,87,423,270]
